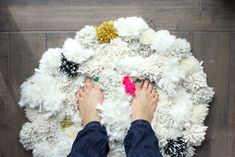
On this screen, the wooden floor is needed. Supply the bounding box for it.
[0,0,235,157]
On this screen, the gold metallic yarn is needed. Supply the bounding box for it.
[96,21,118,44]
[60,117,73,128]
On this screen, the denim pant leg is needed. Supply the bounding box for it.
[124,120,163,157]
[67,121,109,157]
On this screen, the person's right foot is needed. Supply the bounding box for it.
[76,79,104,126]
[130,80,159,123]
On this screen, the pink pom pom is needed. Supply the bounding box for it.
[122,75,136,96]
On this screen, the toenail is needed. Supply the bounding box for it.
[85,76,90,80]
[136,79,142,83]
[144,78,150,81]
[93,76,99,82]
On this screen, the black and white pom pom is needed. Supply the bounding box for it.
[163,137,188,157]
[60,54,80,77]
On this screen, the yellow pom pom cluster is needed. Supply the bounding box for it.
[96,21,118,44]
[60,117,73,128]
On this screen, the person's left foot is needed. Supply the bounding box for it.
[77,79,104,125]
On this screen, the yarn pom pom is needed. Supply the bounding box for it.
[60,54,80,77]
[96,21,118,44]
[163,137,188,157]
[122,75,136,96]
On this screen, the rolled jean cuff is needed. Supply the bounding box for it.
[131,119,153,131]
[84,121,102,129]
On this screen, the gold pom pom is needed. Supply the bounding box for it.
[96,21,118,44]
[60,117,73,128]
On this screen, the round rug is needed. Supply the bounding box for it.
[19,17,214,157]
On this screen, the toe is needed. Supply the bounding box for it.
[151,90,156,98]
[82,83,87,92]
[94,84,100,90]
[90,79,94,88]
[86,79,92,88]
[148,84,153,93]
[153,92,159,101]
[135,79,142,91]
[77,89,83,100]
[143,80,149,90]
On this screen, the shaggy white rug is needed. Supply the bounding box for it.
[19,17,214,157]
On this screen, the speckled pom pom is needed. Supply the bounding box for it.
[60,54,80,77]
[163,137,188,157]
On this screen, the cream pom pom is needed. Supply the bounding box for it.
[191,104,209,124]
[139,28,156,45]
[193,86,214,104]
[183,70,208,90]
[180,56,202,75]
[19,117,58,150]
[183,124,208,146]
[169,38,192,59]
[75,25,98,48]
[25,107,41,122]
[33,137,74,157]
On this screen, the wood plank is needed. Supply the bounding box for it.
[228,33,235,157]
[0,32,9,82]
[193,32,230,157]
[0,0,235,31]
[46,31,76,49]
[0,32,12,157]
[8,32,46,157]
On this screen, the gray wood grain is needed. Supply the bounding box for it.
[228,33,235,157]
[7,32,46,157]
[0,32,11,157]
[46,31,76,49]
[193,32,230,157]
[0,0,235,31]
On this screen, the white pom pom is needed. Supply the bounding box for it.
[151,30,176,53]
[63,38,95,63]
[19,72,66,118]
[115,56,144,75]
[39,48,62,75]
[53,138,73,157]
[114,16,149,38]
[169,88,193,129]
[33,142,54,157]
[158,59,186,96]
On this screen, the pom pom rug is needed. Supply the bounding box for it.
[18,17,214,157]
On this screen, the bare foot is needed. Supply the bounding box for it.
[131,79,159,123]
[76,79,104,125]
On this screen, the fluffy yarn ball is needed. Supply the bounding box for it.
[163,137,188,157]
[19,16,214,157]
